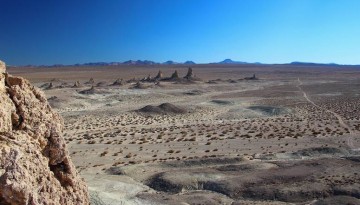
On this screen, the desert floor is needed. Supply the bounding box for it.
[8,64,360,205]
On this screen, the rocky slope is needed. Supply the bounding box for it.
[0,60,89,204]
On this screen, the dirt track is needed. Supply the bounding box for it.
[297,78,359,151]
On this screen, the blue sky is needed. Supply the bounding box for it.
[0,0,360,65]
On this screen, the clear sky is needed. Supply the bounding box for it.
[0,0,360,65]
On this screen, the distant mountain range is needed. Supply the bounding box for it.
[289,62,340,66]
[12,59,359,67]
[48,60,197,67]
[29,59,258,67]
[216,59,248,64]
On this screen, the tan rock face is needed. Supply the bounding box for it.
[155,70,163,79]
[0,61,14,133]
[0,60,89,204]
[0,61,5,73]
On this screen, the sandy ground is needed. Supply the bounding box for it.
[8,64,360,205]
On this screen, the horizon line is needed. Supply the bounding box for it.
[5,59,360,67]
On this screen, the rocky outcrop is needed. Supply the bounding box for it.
[140,75,152,82]
[0,61,5,73]
[170,70,179,79]
[0,60,89,204]
[154,70,163,80]
[244,74,258,80]
[79,86,96,94]
[72,81,81,88]
[44,82,53,90]
[184,67,193,80]
[111,78,124,86]
[132,82,151,89]
[84,78,94,85]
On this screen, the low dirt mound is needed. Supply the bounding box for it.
[137,190,233,205]
[257,147,350,160]
[108,155,360,204]
[173,79,198,84]
[158,103,186,113]
[79,86,96,94]
[154,81,164,87]
[206,80,219,84]
[131,82,152,89]
[248,105,288,116]
[346,156,360,162]
[293,147,349,158]
[78,86,109,95]
[47,96,70,109]
[146,171,226,194]
[138,103,186,115]
[147,158,360,203]
[47,96,62,109]
[96,81,108,87]
[163,157,245,168]
[184,90,205,95]
[39,82,52,89]
[313,196,360,205]
[146,172,183,193]
[211,100,233,105]
[217,163,278,172]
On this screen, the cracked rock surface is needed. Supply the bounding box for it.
[0,60,89,204]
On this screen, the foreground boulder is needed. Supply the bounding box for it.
[0,60,89,204]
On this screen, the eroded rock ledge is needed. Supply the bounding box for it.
[0,60,89,204]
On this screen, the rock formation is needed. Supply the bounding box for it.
[126,78,138,83]
[141,75,152,82]
[170,70,179,79]
[72,81,81,88]
[132,82,150,89]
[111,78,123,86]
[0,60,89,204]
[154,70,163,80]
[45,82,53,90]
[39,82,52,89]
[184,67,193,80]
[85,78,95,85]
[58,82,70,88]
[245,74,258,80]
[96,81,107,87]
[79,86,96,94]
